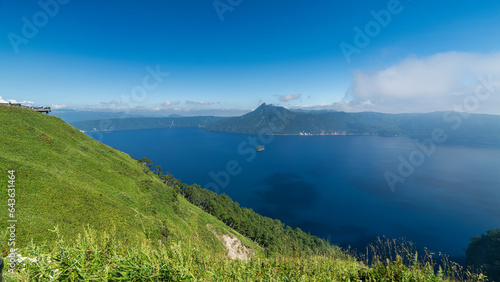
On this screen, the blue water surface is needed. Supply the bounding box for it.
[90,128,500,257]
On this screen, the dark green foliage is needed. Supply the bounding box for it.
[154,165,162,175]
[466,229,500,281]
[140,157,153,168]
[178,179,332,256]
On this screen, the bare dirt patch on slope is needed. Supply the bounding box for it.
[207,224,254,260]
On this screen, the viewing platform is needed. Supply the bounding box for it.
[0,102,51,114]
[28,106,51,114]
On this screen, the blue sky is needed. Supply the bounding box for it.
[1,0,500,115]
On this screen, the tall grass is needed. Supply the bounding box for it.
[354,236,486,282]
[3,228,486,281]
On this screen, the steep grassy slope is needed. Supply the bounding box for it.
[0,105,261,257]
[0,106,487,281]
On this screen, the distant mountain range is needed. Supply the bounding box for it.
[205,104,500,137]
[51,109,146,123]
[53,109,192,124]
[72,115,226,132]
[71,103,500,138]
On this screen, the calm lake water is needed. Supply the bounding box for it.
[90,128,500,257]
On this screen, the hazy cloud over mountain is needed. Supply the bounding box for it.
[162,100,180,107]
[336,52,500,114]
[278,94,302,102]
[185,101,215,106]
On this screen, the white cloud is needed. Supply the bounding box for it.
[51,104,66,109]
[185,100,215,105]
[162,100,180,107]
[278,94,301,102]
[0,97,34,105]
[100,100,120,105]
[340,52,500,114]
[169,107,248,116]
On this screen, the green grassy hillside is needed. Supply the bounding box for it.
[0,105,261,257]
[0,106,486,281]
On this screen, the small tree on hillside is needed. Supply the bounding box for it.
[141,157,153,168]
[154,165,162,175]
[160,172,173,185]
[466,228,500,282]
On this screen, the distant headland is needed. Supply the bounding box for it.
[69,103,500,138]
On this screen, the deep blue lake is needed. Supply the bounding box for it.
[89,128,500,258]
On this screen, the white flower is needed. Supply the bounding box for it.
[17,256,27,263]
[15,254,38,264]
